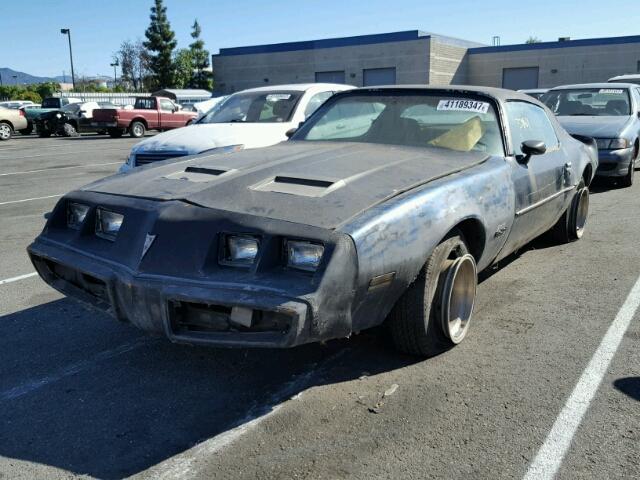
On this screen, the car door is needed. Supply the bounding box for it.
[159,99,178,129]
[499,100,573,256]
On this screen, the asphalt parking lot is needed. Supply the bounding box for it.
[1,134,639,480]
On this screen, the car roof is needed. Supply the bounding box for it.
[518,88,549,93]
[549,83,636,90]
[338,84,539,103]
[240,83,354,93]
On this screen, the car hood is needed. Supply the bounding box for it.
[557,116,633,138]
[84,142,488,230]
[132,122,292,155]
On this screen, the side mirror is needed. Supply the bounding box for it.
[517,140,546,164]
[285,128,297,139]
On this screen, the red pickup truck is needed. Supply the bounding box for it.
[92,96,197,138]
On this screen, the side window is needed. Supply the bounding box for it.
[304,91,333,119]
[160,99,175,112]
[505,101,559,155]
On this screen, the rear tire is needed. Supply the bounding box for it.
[129,121,146,138]
[0,121,13,141]
[389,233,477,357]
[108,128,124,138]
[552,179,589,243]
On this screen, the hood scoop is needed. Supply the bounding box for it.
[163,166,234,183]
[252,175,344,197]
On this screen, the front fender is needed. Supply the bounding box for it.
[340,158,514,331]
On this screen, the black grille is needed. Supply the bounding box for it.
[135,151,189,166]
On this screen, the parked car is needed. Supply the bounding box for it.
[91,96,197,138]
[17,104,41,135]
[519,88,549,100]
[35,101,117,137]
[29,86,597,356]
[0,100,36,109]
[0,107,28,141]
[119,84,352,172]
[542,83,640,186]
[608,74,640,85]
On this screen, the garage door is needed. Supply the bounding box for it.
[363,67,397,86]
[502,67,539,90]
[315,71,346,84]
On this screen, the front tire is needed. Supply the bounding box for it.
[38,129,52,138]
[0,121,13,141]
[129,121,146,138]
[389,234,477,357]
[621,160,635,188]
[62,122,78,137]
[20,124,33,135]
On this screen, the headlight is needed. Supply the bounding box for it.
[596,138,629,150]
[67,202,90,229]
[609,138,629,150]
[222,234,259,266]
[55,113,62,118]
[95,208,124,240]
[286,240,324,272]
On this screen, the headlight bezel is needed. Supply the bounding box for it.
[95,207,124,241]
[219,233,261,267]
[284,239,325,272]
[596,138,630,150]
[66,201,90,230]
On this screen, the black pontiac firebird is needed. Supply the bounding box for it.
[28,86,596,356]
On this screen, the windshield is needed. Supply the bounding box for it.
[199,91,302,124]
[62,103,79,113]
[542,88,631,116]
[293,92,504,155]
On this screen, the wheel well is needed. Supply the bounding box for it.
[131,118,147,128]
[582,164,593,187]
[634,138,640,159]
[0,120,14,131]
[448,218,485,263]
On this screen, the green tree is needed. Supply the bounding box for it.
[189,19,213,90]
[173,49,194,88]
[143,0,177,89]
[526,36,542,44]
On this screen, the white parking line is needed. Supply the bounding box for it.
[0,194,62,206]
[0,272,38,286]
[523,274,640,480]
[1,148,130,160]
[0,161,121,177]
[1,338,149,401]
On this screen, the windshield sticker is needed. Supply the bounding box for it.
[266,94,292,101]
[437,99,490,114]
[599,89,624,94]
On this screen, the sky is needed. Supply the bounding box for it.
[1,0,638,78]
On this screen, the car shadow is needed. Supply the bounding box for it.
[0,298,415,479]
[613,377,640,401]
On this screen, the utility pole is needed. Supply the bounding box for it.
[110,60,119,89]
[60,28,76,90]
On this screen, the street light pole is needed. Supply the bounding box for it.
[110,60,119,89]
[60,28,76,90]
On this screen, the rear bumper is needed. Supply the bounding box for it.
[28,237,351,349]
[91,121,118,128]
[595,147,635,177]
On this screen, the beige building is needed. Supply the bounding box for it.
[211,31,640,93]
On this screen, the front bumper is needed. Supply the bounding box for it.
[27,193,357,348]
[595,147,635,177]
